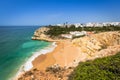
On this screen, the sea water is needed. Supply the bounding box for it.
[0,26,52,80]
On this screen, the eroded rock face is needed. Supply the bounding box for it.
[72,31,120,57]
[18,67,73,80]
[32,27,50,40]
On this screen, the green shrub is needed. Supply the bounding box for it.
[69,52,120,80]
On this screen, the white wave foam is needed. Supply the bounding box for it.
[12,42,57,80]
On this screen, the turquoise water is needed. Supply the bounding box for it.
[0,26,51,80]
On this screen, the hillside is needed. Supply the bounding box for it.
[32,26,120,41]
[69,52,120,80]
[72,31,120,59]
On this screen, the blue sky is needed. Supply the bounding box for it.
[0,0,120,25]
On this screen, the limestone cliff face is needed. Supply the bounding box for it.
[32,27,51,41]
[72,31,120,58]
[32,27,64,41]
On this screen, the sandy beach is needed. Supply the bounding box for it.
[32,40,82,70]
[17,40,81,80]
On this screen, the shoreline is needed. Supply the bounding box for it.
[18,40,82,80]
[32,40,82,70]
[17,31,120,80]
[13,42,57,80]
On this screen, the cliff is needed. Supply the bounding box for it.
[32,27,69,42]
[72,31,120,59]
[32,27,120,66]
[32,27,51,41]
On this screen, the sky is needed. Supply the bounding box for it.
[0,0,120,26]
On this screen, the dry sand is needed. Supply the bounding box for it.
[32,40,82,70]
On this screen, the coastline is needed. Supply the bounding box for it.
[13,42,57,80]
[18,40,83,80]
[17,31,120,80]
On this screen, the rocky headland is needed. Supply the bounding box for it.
[32,27,58,41]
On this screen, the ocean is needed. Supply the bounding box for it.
[0,26,53,80]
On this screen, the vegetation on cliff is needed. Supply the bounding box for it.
[32,25,120,40]
[46,25,120,37]
[69,52,120,80]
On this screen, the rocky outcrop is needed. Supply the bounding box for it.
[18,67,73,80]
[32,27,67,41]
[32,27,51,41]
[72,31,120,57]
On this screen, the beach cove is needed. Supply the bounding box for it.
[18,40,84,80]
[18,26,120,80]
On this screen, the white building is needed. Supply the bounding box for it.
[110,22,120,26]
[86,23,95,27]
[74,23,81,28]
[61,34,73,39]
[55,22,120,28]
[70,31,86,36]
[94,23,104,27]
[56,24,64,26]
